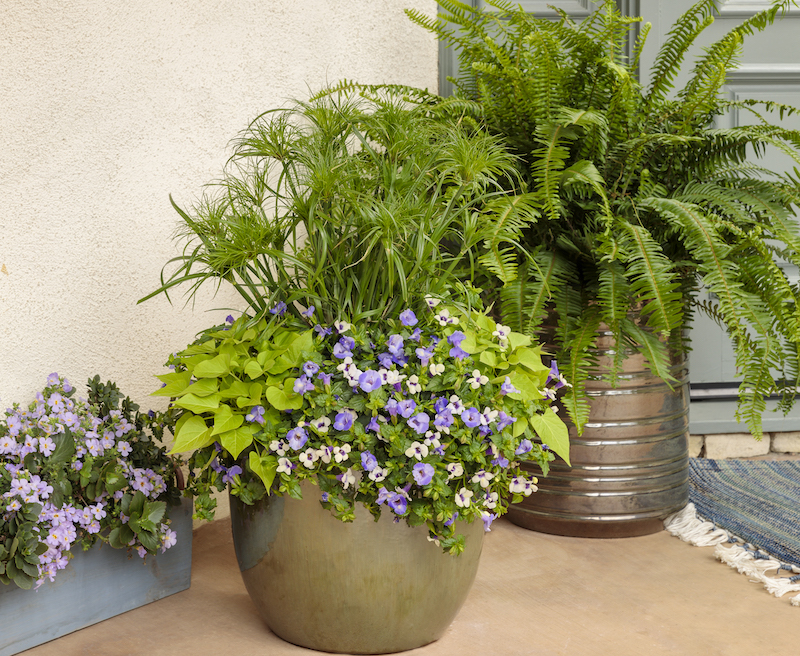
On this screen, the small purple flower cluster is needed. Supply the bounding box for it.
[1,375,178,589]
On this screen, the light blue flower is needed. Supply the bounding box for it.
[399,309,418,327]
[358,369,383,393]
[388,493,407,515]
[398,399,417,418]
[461,407,482,428]
[412,462,434,486]
[408,412,430,435]
[286,427,308,450]
[303,361,320,377]
[245,406,265,425]
[270,301,287,316]
[515,439,533,455]
[333,411,354,431]
[361,451,378,471]
[500,376,520,395]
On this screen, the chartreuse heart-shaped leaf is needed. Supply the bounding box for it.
[529,408,570,466]
[212,404,244,436]
[173,393,221,414]
[192,354,231,378]
[170,415,214,454]
[249,452,278,491]
[151,371,192,397]
[182,378,219,397]
[219,378,251,400]
[508,331,532,350]
[219,424,257,459]
[265,379,303,411]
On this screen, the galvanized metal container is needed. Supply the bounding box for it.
[507,326,689,538]
[230,482,484,654]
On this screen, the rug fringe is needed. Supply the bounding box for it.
[665,503,800,607]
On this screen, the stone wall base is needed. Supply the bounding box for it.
[689,432,800,458]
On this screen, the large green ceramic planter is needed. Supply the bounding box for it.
[230,483,484,654]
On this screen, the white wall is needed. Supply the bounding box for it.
[0,0,438,409]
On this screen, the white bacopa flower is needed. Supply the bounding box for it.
[468,370,489,389]
[368,466,388,482]
[446,462,464,479]
[429,362,445,376]
[455,488,473,508]
[340,468,356,490]
[492,324,511,340]
[333,444,352,463]
[483,491,499,509]
[384,369,406,385]
[407,375,421,394]
[448,395,465,415]
[424,294,441,308]
[509,476,537,496]
[405,441,429,460]
[312,416,331,433]
[317,445,333,464]
[481,407,499,425]
[471,470,495,488]
[299,448,319,469]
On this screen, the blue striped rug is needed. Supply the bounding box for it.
[688,458,800,568]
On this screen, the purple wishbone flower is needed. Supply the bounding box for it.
[412,462,434,486]
[397,399,417,418]
[461,407,482,428]
[407,412,430,435]
[333,411,354,431]
[399,309,418,327]
[358,369,383,393]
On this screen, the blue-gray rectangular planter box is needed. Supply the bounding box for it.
[0,498,192,656]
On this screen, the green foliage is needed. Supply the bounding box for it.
[409,0,800,436]
[139,88,535,327]
[163,302,567,549]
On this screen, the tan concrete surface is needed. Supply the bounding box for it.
[20,513,800,656]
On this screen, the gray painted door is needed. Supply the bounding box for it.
[634,0,800,432]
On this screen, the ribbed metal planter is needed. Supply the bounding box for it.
[507,327,690,538]
[230,483,484,654]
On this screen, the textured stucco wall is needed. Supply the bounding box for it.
[0,0,438,404]
[0,0,438,521]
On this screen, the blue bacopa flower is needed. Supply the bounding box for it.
[286,427,308,450]
[500,376,520,395]
[222,465,243,484]
[358,369,383,393]
[461,407,482,428]
[361,450,378,471]
[415,345,435,365]
[340,336,356,351]
[387,493,408,515]
[385,398,399,417]
[303,361,320,377]
[410,327,422,342]
[407,412,430,435]
[447,330,466,347]
[333,411,354,431]
[386,334,404,357]
[245,406,265,425]
[270,301,287,316]
[332,342,353,359]
[225,315,235,324]
[293,376,316,395]
[481,511,498,532]
[434,409,454,430]
[515,439,533,455]
[367,415,384,434]
[412,462,434,486]
[399,309,418,327]
[377,352,394,368]
[496,411,516,432]
[314,324,333,338]
[301,305,315,319]
[449,345,470,360]
[317,371,332,386]
[433,396,448,414]
[376,486,392,506]
[397,399,417,418]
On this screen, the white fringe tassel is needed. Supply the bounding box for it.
[664,503,800,607]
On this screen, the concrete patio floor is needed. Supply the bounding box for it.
[19,506,800,656]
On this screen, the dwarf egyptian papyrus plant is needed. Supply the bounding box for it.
[139,88,536,329]
[408,0,800,436]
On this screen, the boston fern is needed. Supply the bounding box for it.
[408,0,800,436]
